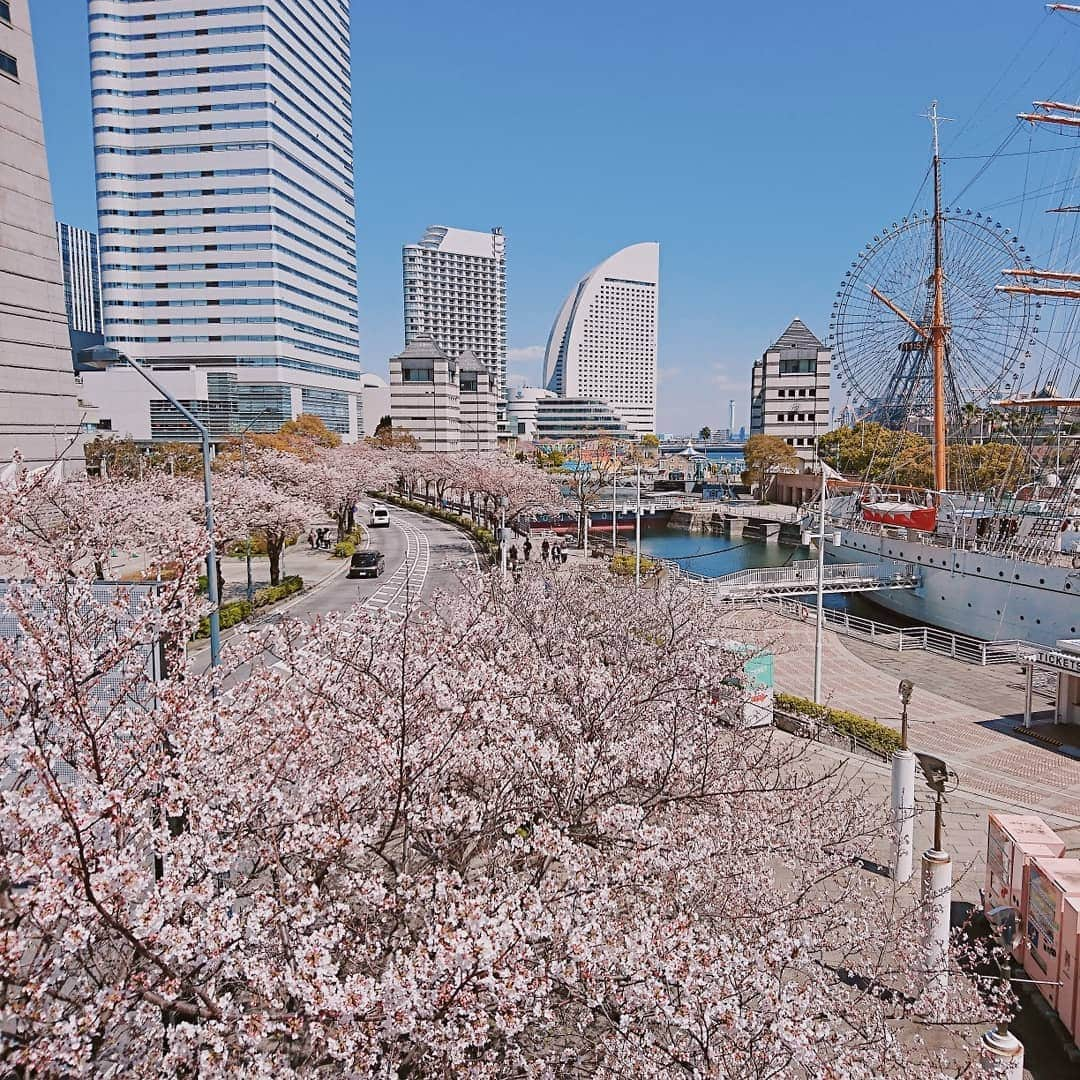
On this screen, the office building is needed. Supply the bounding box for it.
[82,0,365,441]
[56,222,105,362]
[403,225,507,413]
[507,386,632,443]
[542,242,659,436]
[388,336,498,453]
[749,319,832,463]
[0,0,86,469]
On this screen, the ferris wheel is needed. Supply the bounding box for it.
[829,209,1038,426]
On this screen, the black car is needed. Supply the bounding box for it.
[348,550,385,578]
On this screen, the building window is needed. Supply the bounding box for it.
[0,49,17,80]
[0,2,10,24]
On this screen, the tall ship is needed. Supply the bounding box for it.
[820,16,1080,649]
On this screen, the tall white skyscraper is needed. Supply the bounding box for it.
[402,226,507,406]
[84,0,364,440]
[542,242,659,436]
[0,0,85,468]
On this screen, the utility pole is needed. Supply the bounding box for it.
[635,465,642,586]
[928,100,950,494]
[812,460,827,703]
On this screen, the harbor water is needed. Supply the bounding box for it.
[637,529,900,621]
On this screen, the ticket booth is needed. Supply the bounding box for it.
[1024,640,1080,727]
[986,813,1067,961]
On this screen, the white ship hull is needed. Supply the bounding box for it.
[826,526,1080,647]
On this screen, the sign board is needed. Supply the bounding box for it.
[720,641,774,729]
[1036,649,1080,676]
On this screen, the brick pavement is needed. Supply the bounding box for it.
[737,605,1080,829]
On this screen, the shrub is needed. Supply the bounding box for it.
[254,575,303,608]
[774,691,902,757]
[331,526,364,559]
[196,599,251,638]
[610,553,654,577]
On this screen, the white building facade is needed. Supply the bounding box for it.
[83,0,365,440]
[749,319,832,464]
[507,387,632,443]
[0,0,86,468]
[403,225,507,416]
[542,242,659,436]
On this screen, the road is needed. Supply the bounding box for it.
[277,500,480,623]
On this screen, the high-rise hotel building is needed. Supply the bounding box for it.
[83,0,366,441]
[403,226,507,419]
[542,242,659,436]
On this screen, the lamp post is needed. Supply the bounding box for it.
[612,462,618,553]
[239,408,274,607]
[635,465,642,586]
[99,351,221,667]
[812,458,827,703]
[499,495,508,580]
[891,679,917,883]
[916,751,955,1007]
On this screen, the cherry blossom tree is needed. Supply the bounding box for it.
[0,475,1007,1080]
[211,471,321,585]
[309,444,397,540]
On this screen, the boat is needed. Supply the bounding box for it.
[818,40,1080,649]
[861,500,937,532]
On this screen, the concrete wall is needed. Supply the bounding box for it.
[0,0,85,468]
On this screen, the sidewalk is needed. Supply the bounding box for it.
[737,604,1080,825]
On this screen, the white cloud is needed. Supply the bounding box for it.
[508,344,544,364]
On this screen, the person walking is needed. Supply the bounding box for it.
[560,544,568,565]
[523,538,533,562]
[509,543,518,571]
[541,539,550,563]
[308,529,316,550]
[551,541,560,566]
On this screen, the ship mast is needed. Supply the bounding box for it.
[929,101,949,493]
[866,101,951,492]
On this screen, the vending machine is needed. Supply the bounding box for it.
[985,813,1067,962]
[1058,896,1080,1045]
[1023,857,1080,1011]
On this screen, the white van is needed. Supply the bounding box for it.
[369,506,390,529]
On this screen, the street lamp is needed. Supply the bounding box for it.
[891,678,917,883]
[238,407,275,606]
[85,350,221,667]
[915,750,957,1003]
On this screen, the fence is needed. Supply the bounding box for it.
[765,595,1037,667]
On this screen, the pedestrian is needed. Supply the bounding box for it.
[308,529,316,550]
[509,543,518,570]
[560,545,568,565]
[541,539,550,563]
[523,538,533,562]
[551,542,560,566]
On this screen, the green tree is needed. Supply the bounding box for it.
[83,435,144,478]
[374,414,393,438]
[742,434,799,503]
[640,433,660,448]
[699,426,712,441]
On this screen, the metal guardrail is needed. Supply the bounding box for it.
[765,595,1037,667]
[665,559,918,599]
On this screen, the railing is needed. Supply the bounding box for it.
[764,595,1037,667]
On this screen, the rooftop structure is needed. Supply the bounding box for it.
[507,386,632,443]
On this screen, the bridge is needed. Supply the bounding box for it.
[668,559,920,600]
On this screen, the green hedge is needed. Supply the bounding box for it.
[332,527,364,559]
[775,691,902,757]
[194,574,303,638]
[382,493,497,556]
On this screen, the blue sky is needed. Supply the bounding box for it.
[30,0,1080,433]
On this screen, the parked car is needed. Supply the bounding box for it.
[348,550,385,578]
[369,506,390,528]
